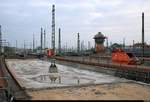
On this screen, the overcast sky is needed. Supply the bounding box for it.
[0,0,150,49]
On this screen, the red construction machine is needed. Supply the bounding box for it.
[112,48,140,65]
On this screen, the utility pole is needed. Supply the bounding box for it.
[110,42,112,47]
[81,41,84,53]
[41,27,43,53]
[142,12,145,62]
[133,40,135,47]
[0,25,2,55]
[16,40,17,53]
[35,40,37,51]
[30,42,32,51]
[33,34,35,52]
[24,40,26,57]
[44,29,46,49]
[133,40,135,51]
[58,28,61,54]
[106,37,109,48]
[123,38,125,49]
[52,4,55,54]
[77,33,80,53]
[88,41,91,50]
[66,43,67,53]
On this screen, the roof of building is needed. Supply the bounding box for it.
[93,32,106,39]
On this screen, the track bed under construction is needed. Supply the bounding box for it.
[0,57,30,101]
[55,56,150,83]
[5,59,129,89]
[1,58,150,100]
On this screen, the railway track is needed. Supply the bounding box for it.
[0,56,30,101]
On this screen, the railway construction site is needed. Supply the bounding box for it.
[1,2,150,101]
[0,55,150,101]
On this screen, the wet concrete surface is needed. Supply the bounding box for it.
[6,59,129,89]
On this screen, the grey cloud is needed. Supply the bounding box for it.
[0,0,150,48]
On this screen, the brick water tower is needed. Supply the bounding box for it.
[93,32,106,53]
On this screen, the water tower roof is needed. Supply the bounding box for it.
[94,32,106,39]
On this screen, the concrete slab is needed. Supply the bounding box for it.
[6,59,128,89]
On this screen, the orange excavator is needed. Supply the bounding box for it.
[112,48,140,65]
[47,49,54,57]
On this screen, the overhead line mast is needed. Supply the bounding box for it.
[41,27,43,53]
[52,5,55,53]
[58,28,61,54]
[0,25,2,54]
[142,12,145,62]
[44,29,46,49]
[77,33,80,53]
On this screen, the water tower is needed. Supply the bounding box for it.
[93,32,106,53]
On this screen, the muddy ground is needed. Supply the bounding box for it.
[27,82,150,100]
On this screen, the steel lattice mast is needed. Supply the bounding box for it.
[33,34,35,52]
[58,28,61,54]
[142,12,145,61]
[77,33,80,53]
[41,27,43,53]
[52,5,55,53]
[44,29,46,49]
